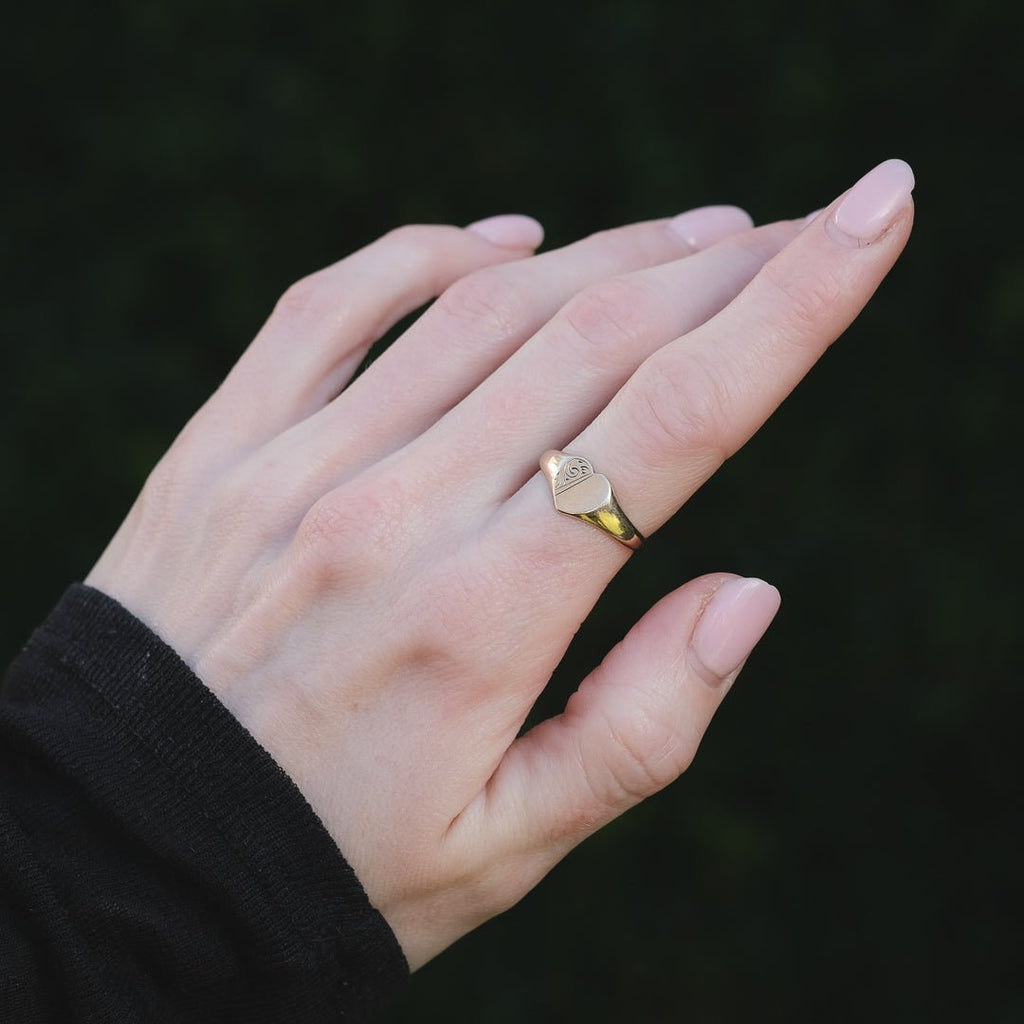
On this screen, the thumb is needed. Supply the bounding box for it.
[482,573,781,866]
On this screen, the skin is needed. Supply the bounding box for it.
[86,171,913,971]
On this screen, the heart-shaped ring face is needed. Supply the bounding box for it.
[539,450,643,549]
[540,452,614,516]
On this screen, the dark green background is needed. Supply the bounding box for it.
[2,1,1020,1020]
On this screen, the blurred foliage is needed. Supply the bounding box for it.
[1,0,1021,1020]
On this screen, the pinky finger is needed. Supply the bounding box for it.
[475,573,780,867]
[204,216,544,449]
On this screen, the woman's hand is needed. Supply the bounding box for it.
[86,159,914,969]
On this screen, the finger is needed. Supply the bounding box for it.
[578,159,916,534]
[286,206,754,472]
[458,574,780,870]
[497,159,915,602]
[199,217,544,448]
[425,219,801,502]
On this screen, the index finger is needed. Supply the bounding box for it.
[505,159,915,575]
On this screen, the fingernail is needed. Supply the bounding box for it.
[464,213,545,250]
[826,158,915,248]
[667,205,754,250]
[690,577,781,683]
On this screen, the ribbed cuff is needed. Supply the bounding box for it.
[5,583,409,1019]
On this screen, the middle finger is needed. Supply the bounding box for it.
[416,220,800,505]
[284,207,754,475]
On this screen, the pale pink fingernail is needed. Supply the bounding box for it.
[667,205,754,250]
[827,158,915,248]
[690,577,781,684]
[464,213,545,250]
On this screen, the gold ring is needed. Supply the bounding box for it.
[540,450,643,550]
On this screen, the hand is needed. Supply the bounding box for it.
[86,160,914,969]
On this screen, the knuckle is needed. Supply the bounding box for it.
[434,267,527,340]
[719,225,790,277]
[134,432,273,542]
[757,256,845,343]
[577,220,686,265]
[599,702,691,808]
[274,224,465,324]
[377,223,459,277]
[580,224,650,262]
[629,351,733,461]
[381,222,439,249]
[273,271,328,320]
[578,225,631,257]
[562,276,652,354]
[293,479,407,588]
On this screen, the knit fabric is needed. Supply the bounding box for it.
[0,584,408,1022]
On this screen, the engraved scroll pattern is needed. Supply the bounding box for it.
[553,456,594,494]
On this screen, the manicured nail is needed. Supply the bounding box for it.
[827,158,915,248]
[690,577,781,683]
[465,213,545,250]
[667,205,754,250]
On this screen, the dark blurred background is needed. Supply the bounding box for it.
[2,0,1020,1020]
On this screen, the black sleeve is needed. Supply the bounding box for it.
[0,584,408,1023]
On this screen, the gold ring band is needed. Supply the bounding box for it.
[540,450,643,550]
